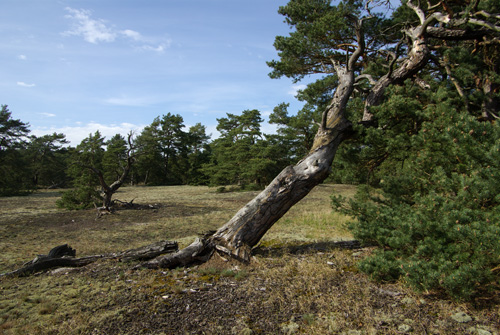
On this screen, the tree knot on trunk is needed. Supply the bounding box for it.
[276,166,296,194]
[310,118,352,153]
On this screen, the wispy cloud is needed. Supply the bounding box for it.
[18,54,27,60]
[63,7,170,53]
[121,29,142,41]
[288,84,307,96]
[17,81,36,87]
[31,122,146,145]
[140,43,170,52]
[63,8,116,44]
[40,112,56,117]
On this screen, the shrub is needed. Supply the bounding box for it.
[56,186,102,210]
[333,90,500,300]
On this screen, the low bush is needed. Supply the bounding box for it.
[333,91,500,300]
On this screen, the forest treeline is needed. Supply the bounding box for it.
[0,104,326,204]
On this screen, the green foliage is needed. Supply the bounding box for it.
[270,0,500,300]
[0,105,30,151]
[57,131,105,209]
[0,105,33,196]
[333,83,500,299]
[185,123,211,185]
[26,133,69,188]
[0,148,33,196]
[203,109,287,188]
[268,0,366,81]
[57,185,102,210]
[134,113,190,185]
[269,103,319,161]
[102,134,128,182]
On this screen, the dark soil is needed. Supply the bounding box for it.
[49,250,500,335]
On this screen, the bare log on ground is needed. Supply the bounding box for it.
[0,241,178,278]
[138,238,214,270]
[94,200,159,219]
[117,240,178,262]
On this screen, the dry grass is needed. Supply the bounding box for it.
[0,184,499,334]
[0,185,259,271]
[0,184,351,272]
[262,184,354,245]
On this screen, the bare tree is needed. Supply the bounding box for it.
[96,132,138,211]
[77,132,138,212]
[142,0,499,269]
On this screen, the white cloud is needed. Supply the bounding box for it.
[63,7,171,52]
[63,7,116,44]
[40,112,56,117]
[288,84,307,97]
[17,81,35,87]
[121,29,142,41]
[204,124,220,140]
[31,122,146,146]
[261,122,278,136]
[140,43,169,53]
[18,54,27,60]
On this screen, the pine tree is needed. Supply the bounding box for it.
[26,133,69,188]
[333,80,500,299]
[134,113,189,185]
[202,109,286,188]
[186,123,211,185]
[57,131,105,209]
[269,103,319,162]
[103,134,129,183]
[0,105,32,195]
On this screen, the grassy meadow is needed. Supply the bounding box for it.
[0,185,499,334]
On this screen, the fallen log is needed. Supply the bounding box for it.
[116,240,178,262]
[139,238,213,270]
[0,241,178,278]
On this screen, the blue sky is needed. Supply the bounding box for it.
[1,0,308,145]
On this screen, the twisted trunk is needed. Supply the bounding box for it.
[144,62,356,269]
[211,120,351,260]
[144,118,352,268]
[141,8,437,269]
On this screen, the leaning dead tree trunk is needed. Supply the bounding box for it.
[142,18,366,268]
[210,57,359,261]
[141,3,460,269]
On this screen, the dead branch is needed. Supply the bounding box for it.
[0,241,178,278]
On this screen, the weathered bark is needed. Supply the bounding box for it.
[98,156,134,210]
[211,132,349,260]
[140,3,457,269]
[140,19,363,270]
[137,112,352,270]
[0,241,178,277]
[116,240,178,262]
[360,2,499,122]
[362,32,430,122]
[204,19,366,261]
[139,238,213,269]
[426,26,490,41]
